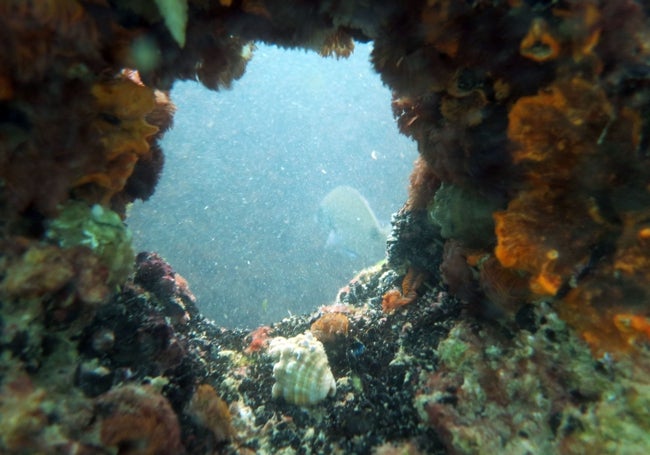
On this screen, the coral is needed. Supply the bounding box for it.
[96,384,184,455]
[46,201,134,290]
[186,384,234,444]
[310,312,349,344]
[378,1,648,349]
[267,331,336,406]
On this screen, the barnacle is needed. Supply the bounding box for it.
[519,18,561,63]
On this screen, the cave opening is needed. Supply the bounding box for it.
[127,42,418,328]
[3,3,650,454]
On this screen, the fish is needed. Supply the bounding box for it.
[318,185,387,265]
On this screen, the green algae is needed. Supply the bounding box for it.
[46,201,134,289]
[428,183,504,248]
[436,327,469,369]
[417,303,635,454]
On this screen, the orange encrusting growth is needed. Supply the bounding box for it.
[391,0,650,357]
[495,78,614,297]
[187,384,234,444]
[97,385,183,455]
[519,18,561,62]
[76,74,159,205]
[311,312,349,343]
[382,268,426,313]
[614,314,650,347]
[494,73,649,355]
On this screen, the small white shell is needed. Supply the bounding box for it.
[268,331,336,406]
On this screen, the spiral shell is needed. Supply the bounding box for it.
[268,331,336,406]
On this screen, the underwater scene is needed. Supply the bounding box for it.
[2,1,650,454]
[127,42,417,328]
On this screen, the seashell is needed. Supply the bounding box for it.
[267,331,336,406]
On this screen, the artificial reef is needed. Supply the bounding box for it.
[1,1,650,454]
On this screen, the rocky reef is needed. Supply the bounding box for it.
[1,1,650,454]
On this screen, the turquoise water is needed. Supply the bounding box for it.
[127,42,417,328]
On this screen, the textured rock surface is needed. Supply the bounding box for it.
[2,1,650,454]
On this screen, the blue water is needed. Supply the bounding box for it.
[127,42,417,328]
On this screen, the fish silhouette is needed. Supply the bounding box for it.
[318,186,387,265]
